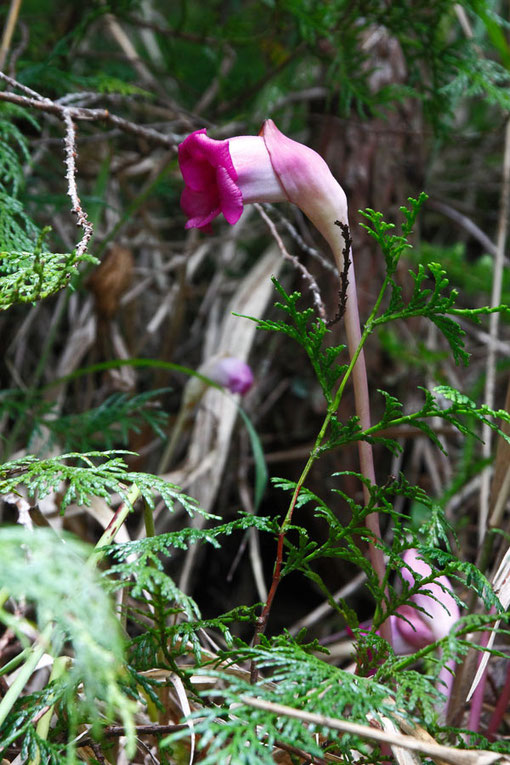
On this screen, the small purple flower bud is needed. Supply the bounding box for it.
[205,357,254,395]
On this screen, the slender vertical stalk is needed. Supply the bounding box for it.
[88,483,141,566]
[328,232,392,647]
[0,0,23,70]
[251,226,393,671]
[479,117,510,543]
[31,656,70,765]
[0,623,53,727]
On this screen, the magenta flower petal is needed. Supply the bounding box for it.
[181,185,220,231]
[178,129,243,230]
[216,165,243,225]
[179,130,234,188]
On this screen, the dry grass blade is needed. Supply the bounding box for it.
[240,696,508,765]
[168,672,195,765]
[467,545,510,701]
[479,117,510,542]
[371,714,421,765]
[177,243,283,593]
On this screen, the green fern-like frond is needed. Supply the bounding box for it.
[0,244,98,311]
[0,104,38,196]
[0,527,136,756]
[237,278,347,404]
[108,514,275,566]
[364,385,510,456]
[164,639,422,764]
[359,194,427,273]
[0,195,41,254]
[107,516,273,661]
[0,451,199,515]
[441,53,510,111]
[1,388,170,452]
[374,259,509,366]
[376,261,470,364]
[41,389,169,451]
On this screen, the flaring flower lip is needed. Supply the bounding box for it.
[178,129,243,232]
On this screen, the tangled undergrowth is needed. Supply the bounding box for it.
[2,2,510,763]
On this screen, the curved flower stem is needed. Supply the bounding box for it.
[251,235,393,676]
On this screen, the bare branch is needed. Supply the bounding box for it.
[0,72,178,148]
[0,71,181,258]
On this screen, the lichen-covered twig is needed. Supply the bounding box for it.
[62,111,93,257]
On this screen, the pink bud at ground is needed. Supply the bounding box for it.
[392,549,460,654]
[204,357,254,395]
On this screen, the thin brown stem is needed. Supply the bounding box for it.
[328,228,392,646]
[0,0,23,71]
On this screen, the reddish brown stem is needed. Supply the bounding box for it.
[250,499,297,682]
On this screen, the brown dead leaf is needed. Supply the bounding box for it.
[87,245,134,319]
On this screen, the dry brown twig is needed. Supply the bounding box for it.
[255,202,327,320]
[240,696,509,765]
[0,71,178,147]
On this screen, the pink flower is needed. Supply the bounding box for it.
[178,121,347,247]
[392,549,460,655]
[391,549,460,712]
[202,356,254,395]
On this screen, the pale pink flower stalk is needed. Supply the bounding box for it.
[393,549,460,710]
[178,121,389,643]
